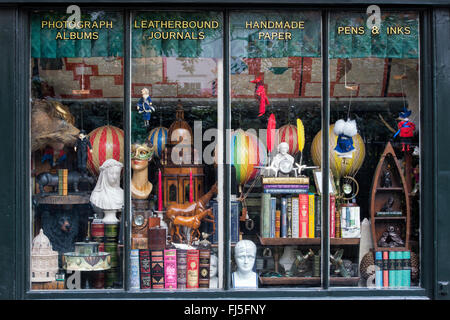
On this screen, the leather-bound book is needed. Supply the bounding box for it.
[148,227,166,250]
[130,249,140,290]
[151,250,165,289]
[186,249,200,289]
[139,249,151,289]
[164,249,177,289]
[177,249,188,289]
[198,249,211,288]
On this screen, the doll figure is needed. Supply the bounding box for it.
[232,240,258,289]
[74,130,92,177]
[250,77,269,117]
[333,119,358,158]
[136,88,155,127]
[394,106,416,152]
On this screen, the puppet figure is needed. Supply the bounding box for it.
[334,119,358,158]
[394,106,416,152]
[137,88,155,127]
[250,77,269,117]
[74,130,92,177]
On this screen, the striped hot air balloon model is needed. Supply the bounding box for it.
[276,124,299,156]
[148,126,168,158]
[231,129,267,189]
[87,125,124,177]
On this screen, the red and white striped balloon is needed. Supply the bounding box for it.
[87,125,124,177]
[276,124,299,156]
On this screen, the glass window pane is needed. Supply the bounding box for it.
[130,11,223,290]
[328,10,420,288]
[30,9,124,290]
[229,11,323,289]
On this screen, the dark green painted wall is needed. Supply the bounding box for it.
[0,7,16,300]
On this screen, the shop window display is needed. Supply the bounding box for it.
[30,10,125,290]
[130,11,223,290]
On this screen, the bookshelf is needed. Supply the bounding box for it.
[258,235,360,246]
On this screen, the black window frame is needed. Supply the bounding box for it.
[11,2,434,300]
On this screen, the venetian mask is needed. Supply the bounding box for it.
[131,142,154,161]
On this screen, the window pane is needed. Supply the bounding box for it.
[30,9,124,290]
[229,11,323,289]
[328,11,420,288]
[130,11,223,290]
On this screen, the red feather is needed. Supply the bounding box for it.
[267,114,276,153]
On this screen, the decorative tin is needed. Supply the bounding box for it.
[104,242,118,268]
[62,252,111,271]
[91,222,105,238]
[104,223,119,238]
[105,267,118,288]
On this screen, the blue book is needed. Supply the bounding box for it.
[389,251,396,287]
[281,197,287,238]
[270,197,276,238]
[211,200,240,244]
[375,251,383,288]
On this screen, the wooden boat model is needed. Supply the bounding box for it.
[370,142,410,251]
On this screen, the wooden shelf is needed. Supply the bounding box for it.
[374,216,406,220]
[33,193,91,205]
[376,187,403,191]
[259,276,359,286]
[258,235,360,246]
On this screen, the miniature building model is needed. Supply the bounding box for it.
[31,228,59,282]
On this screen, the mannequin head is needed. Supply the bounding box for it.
[210,254,218,278]
[234,240,256,274]
[131,140,153,171]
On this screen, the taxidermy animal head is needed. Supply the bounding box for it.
[31,99,80,152]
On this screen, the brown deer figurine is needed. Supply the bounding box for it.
[171,208,215,245]
[165,182,217,241]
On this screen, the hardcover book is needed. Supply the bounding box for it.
[330,195,336,238]
[335,205,341,238]
[139,249,151,289]
[151,250,165,289]
[315,194,321,237]
[308,193,315,238]
[299,194,309,238]
[340,206,361,238]
[177,249,188,289]
[198,249,211,288]
[291,197,299,238]
[186,250,200,289]
[383,251,389,288]
[263,188,309,194]
[164,249,177,289]
[212,200,240,244]
[263,184,309,189]
[389,251,396,288]
[275,210,281,238]
[287,197,292,238]
[270,197,276,238]
[261,193,271,238]
[148,228,166,251]
[281,197,287,238]
[130,249,140,290]
[262,177,309,185]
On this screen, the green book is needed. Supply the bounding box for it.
[395,252,403,288]
[389,251,396,287]
[261,193,271,238]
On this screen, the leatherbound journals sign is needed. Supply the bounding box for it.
[198,249,211,288]
[164,249,177,289]
[186,249,199,289]
[148,227,166,250]
[151,250,165,289]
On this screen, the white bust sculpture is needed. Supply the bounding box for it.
[267,142,296,176]
[232,240,258,289]
[209,254,218,289]
[90,159,124,224]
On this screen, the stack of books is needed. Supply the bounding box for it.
[262,176,309,194]
[131,248,212,290]
[375,251,412,288]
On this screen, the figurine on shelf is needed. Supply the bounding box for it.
[74,130,93,177]
[136,88,155,127]
[36,170,95,193]
[330,249,352,278]
[381,196,395,212]
[232,240,258,289]
[333,119,358,158]
[90,159,124,224]
[131,140,154,200]
[209,254,218,289]
[394,106,416,152]
[250,77,269,117]
[382,169,393,188]
[378,225,405,248]
[288,249,314,277]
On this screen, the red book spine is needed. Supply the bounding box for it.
[330,195,336,238]
[383,251,389,288]
[299,194,309,238]
[164,249,177,289]
[186,249,200,289]
[151,250,165,289]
